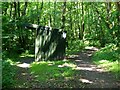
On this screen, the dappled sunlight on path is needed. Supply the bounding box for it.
[14,57,35,88]
[67,46,119,88]
[16,57,34,68]
[14,47,119,88]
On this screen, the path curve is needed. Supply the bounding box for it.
[14,47,120,88]
[67,47,119,88]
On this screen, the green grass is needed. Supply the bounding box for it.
[92,43,120,79]
[2,50,35,88]
[30,60,77,81]
[29,60,83,88]
[19,50,35,58]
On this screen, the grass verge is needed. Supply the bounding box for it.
[92,44,120,79]
[29,60,84,88]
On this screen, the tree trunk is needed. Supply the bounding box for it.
[115,2,120,47]
[106,2,111,21]
[22,2,27,16]
[37,2,39,24]
[70,2,72,33]
[53,0,56,27]
[39,1,43,24]
[49,1,52,27]
[18,2,20,17]
[80,2,84,40]
[13,2,17,19]
[61,0,67,30]
[77,2,81,39]
[10,2,13,17]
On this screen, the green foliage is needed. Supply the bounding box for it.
[92,44,120,61]
[20,50,35,58]
[92,44,120,78]
[66,40,86,55]
[2,60,17,88]
[2,2,120,88]
[84,40,101,47]
[2,2,120,56]
[30,60,78,86]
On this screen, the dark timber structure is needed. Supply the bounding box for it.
[24,23,67,61]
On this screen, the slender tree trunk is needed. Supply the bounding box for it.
[49,1,52,27]
[10,2,13,17]
[36,1,43,24]
[74,2,78,39]
[94,3,105,47]
[70,2,72,32]
[77,2,81,39]
[80,2,84,40]
[18,2,20,17]
[106,2,111,21]
[115,2,120,47]
[73,2,76,39]
[22,2,27,16]
[13,2,17,19]
[4,3,8,15]
[39,1,43,24]
[53,0,56,27]
[37,2,39,24]
[61,0,67,30]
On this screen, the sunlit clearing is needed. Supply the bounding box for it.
[79,78,93,84]
[17,63,30,68]
[69,55,79,58]
[75,66,105,72]
[75,60,82,62]
[85,46,99,51]
[30,60,77,82]
[31,61,55,66]
[20,54,34,58]
[98,60,110,64]
[58,62,77,68]
[63,59,68,61]
[97,60,120,72]
[75,67,92,71]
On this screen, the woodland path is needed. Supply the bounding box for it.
[67,47,120,88]
[14,47,120,88]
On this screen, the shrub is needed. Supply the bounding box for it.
[2,60,16,88]
[92,44,120,79]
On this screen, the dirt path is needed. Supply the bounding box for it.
[14,57,36,88]
[67,47,119,88]
[14,47,120,88]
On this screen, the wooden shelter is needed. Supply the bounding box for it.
[24,23,67,61]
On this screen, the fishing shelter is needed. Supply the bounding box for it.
[24,23,67,61]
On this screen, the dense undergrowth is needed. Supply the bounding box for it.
[66,40,101,56]
[92,44,120,79]
[2,50,34,89]
[2,59,17,88]
[2,40,120,88]
[66,40,86,55]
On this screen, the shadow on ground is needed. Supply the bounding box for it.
[14,47,120,88]
[66,47,119,88]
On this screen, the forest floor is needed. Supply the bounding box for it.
[14,47,120,88]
